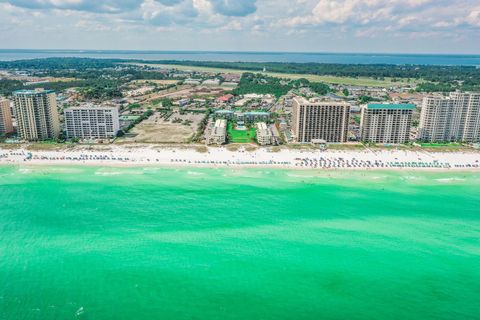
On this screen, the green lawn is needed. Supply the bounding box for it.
[418,142,463,148]
[228,122,256,143]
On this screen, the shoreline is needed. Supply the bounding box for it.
[2,163,479,175]
[2,145,480,171]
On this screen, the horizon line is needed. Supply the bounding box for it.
[1,48,480,56]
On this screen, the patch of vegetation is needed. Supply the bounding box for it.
[359,95,382,103]
[79,80,123,100]
[155,98,173,108]
[415,82,480,92]
[0,78,123,100]
[127,103,141,110]
[233,73,291,98]
[121,109,154,134]
[192,108,213,143]
[4,57,480,95]
[227,122,256,143]
[151,60,480,87]
[232,73,330,98]
[0,57,118,70]
[0,79,24,96]
[418,142,463,148]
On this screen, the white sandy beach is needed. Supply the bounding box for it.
[1,145,480,170]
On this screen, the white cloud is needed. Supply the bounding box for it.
[0,0,144,13]
[0,0,479,52]
[466,6,480,26]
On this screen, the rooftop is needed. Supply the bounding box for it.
[13,89,55,95]
[217,94,234,102]
[214,119,227,128]
[293,96,349,106]
[215,109,234,114]
[65,105,118,111]
[244,111,270,116]
[256,122,268,130]
[367,103,416,110]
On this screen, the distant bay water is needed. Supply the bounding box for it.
[1,49,480,65]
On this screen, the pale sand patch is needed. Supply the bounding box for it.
[1,144,479,171]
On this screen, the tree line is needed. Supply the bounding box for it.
[2,57,480,94]
[233,73,330,98]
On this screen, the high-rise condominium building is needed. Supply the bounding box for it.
[13,89,60,141]
[64,105,120,139]
[418,92,480,142]
[360,104,414,144]
[292,97,350,143]
[0,99,14,136]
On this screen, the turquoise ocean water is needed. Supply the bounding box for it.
[0,165,479,320]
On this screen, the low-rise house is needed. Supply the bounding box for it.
[256,122,273,146]
[214,110,234,120]
[207,119,227,145]
[202,79,221,86]
[216,94,234,103]
[184,79,202,85]
[244,111,270,123]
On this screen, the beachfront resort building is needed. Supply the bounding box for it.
[13,89,60,141]
[0,99,14,136]
[243,112,270,123]
[256,122,273,146]
[64,105,120,140]
[214,109,234,120]
[207,119,227,145]
[418,92,480,142]
[360,103,414,144]
[292,97,350,143]
[213,110,270,123]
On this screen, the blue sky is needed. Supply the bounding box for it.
[0,0,479,53]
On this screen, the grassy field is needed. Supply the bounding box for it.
[128,63,421,88]
[286,143,367,151]
[415,142,472,152]
[228,122,256,143]
[418,142,463,148]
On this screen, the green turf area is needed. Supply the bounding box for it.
[227,122,256,143]
[418,142,463,148]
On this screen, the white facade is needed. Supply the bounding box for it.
[292,97,350,143]
[418,92,480,142]
[256,122,272,146]
[207,119,227,145]
[64,105,120,140]
[360,104,414,144]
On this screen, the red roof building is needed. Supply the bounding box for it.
[217,94,234,103]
